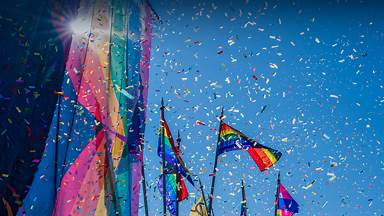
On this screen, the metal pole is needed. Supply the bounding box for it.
[141,146,149,216]
[274,171,281,216]
[241,179,247,216]
[175,130,181,216]
[161,98,167,216]
[53,94,61,199]
[207,107,224,216]
[198,178,209,214]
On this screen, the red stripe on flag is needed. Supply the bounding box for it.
[247,148,272,171]
[178,176,188,201]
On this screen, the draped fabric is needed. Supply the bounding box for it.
[18,0,152,215]
[0,0,79,214]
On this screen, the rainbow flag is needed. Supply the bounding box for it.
[157,117,194,185]
[276,183,299,216]
[158,174,188,216]
[157,115,195,215]
[218,122,282,171]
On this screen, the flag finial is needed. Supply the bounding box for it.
[177,130,181,143]
[219,107,224,121]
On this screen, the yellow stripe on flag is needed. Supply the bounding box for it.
[262,148,277,164]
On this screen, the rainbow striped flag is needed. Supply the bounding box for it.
[218,122,282,171]
[157,174,188,215]
[157,117,194,185]
[157,115,195,215]
[276,183,299,216]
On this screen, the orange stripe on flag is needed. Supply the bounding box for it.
[247,148,273,171]
[262,148,278,164]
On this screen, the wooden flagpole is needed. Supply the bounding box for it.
[207,107,224,216]
[175,130,181,216]
[161,98,167,216]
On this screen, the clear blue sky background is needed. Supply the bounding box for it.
[141,0,384,215]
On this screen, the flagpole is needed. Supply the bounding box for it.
[241,179,247,216]
[138,88,149,216]
[140,146,149,216]
[161,98,167,216]
[208,107,224,216]
[53,94,62,199]
[198,178,209,214]
[175,130,181,216]
[274,171,280,216]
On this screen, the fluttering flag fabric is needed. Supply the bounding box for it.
[157,174,188,215]
[157,117,194,185]
[157,113,195,215]
[18,0,152,215]
[218,122,282,171]
[190,195,208,216]
[276,183,299,216]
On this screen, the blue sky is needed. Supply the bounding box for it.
[142,0,384,215]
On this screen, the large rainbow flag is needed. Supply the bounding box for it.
[218,122,282,171]
[18,0,152,215]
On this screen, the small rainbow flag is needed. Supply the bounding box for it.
[218,122,282,171]
[157,113,195,215]
[157,117,194,185]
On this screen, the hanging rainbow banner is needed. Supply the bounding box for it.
[18,0,152,215]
